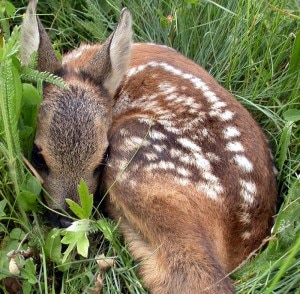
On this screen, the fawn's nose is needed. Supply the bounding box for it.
[46,210,73,228]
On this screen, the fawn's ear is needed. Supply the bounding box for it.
[83,8,133,97]
[21,0,62,73]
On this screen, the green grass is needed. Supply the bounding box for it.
[1,0,300,293]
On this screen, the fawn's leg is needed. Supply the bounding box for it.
[106,179,234,294]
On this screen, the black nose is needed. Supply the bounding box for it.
[46,210,73,228]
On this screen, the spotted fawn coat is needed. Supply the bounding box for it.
[21,1,277,293]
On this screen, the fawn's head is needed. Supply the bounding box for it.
[21,0,132,226]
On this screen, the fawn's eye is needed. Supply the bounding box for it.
[32,144,49,173]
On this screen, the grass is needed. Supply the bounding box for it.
[0,0,300,293]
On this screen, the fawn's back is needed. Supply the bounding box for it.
[21,1,277,293]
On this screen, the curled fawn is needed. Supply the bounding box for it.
[21,0,277,292]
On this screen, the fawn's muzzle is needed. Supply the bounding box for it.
[46,209,73,228]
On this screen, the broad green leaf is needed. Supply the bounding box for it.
[283,109,300,122]
[44,229,62,263]
[4,1,16,17]
[22,83,42,106]
[77,233,89,258]
[9,228,26,240]
[22,281,32,294]
[26,176,42,195]
[18,191,38,211]
[21,259,37,284]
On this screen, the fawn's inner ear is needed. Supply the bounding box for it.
[20,0,62,73]
[82,8,133,97]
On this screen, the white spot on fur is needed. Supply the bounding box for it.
[194,153,211,171]
[201,129,210,137]
[127,62,227,116]
[123,136,149,152]
[159,161,175,170]
[209,110,233,121]
[177,138,201,153]
[170,148,184,158]
[137,117,154,125]
[226,141,244,152]
[240,180,257,204]
[196,182,223,200]
[178,154,193,164]
[205,152,220,162]
[145,160,175,171]
[204,91,220,103]
[158,82,177,94]
[221,110,234,121]
[242,231,252,240]
[175,177,190,186]
[202,172,219,183]
[144,152,159,161]
[127,64,147,76]
[223,126,241,139]
[240,212,251,224]
[153,144,166,152]
[149,130,166,140]
[234,155,253,172]
[211,101,227,109]
[177,167,191,177]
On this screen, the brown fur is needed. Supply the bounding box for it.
[21,1,277,293]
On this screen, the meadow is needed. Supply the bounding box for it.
[0,0,299,293]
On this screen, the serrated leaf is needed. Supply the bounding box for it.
[66,199,84,219]
[44,229,62,263]
[61,231,80,245]
[283,109,300,122]
[61,241,76,264]
[77,179,93,218]
[21,68,68,90]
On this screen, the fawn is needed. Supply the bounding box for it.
[21,0,277,292]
